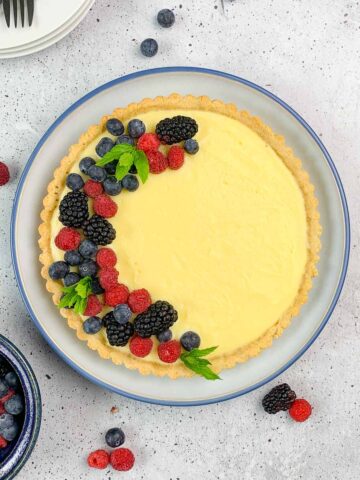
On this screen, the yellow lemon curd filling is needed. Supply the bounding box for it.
[50,109,308,362]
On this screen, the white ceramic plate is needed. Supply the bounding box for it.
[11,68,350,406]
[0,0,94,58]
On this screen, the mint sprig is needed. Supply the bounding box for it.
[96,144,149,183]
[58,276,93,314]
[180,346,221,380]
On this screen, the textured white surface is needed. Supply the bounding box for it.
[0,0,358,478]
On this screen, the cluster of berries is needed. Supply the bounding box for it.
[262,383,312,422]
[88,427,135,472]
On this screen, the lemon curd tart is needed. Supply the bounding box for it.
[39,94,321,379]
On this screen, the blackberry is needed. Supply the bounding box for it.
[106,321,134,347]
[83,215,116,246]
[59,191,89,228]
[91,278,105,295]
[102,311,115,328]
[155,116,198,145]
[262,383,296,414]
[134,301,178,338]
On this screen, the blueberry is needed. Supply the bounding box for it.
[91,278,105,295]
[129,164,137,174]
[157,9,175,28]
[106,119,125,137]
[116,135,135,146]
[0,380,8,397]
[105,427,125,448]
[184,138,199,155]
[88,165,107,183]
[66,173,84,191]
[0,413,15,432]
[96,137,115,157]
[63,272,81,287]
[104,161,117,175]
[127,119,146,138]
[103,177,122,196]
[180,331,201,351]
[83,317,102,335]
[140,38,158,57]
[79,260,98,278]
[113,304,132,324]
[156,329,172,343]
[2,422,19,442]
[49,261,69,280]
[79,157,95,175]
[122,174,139,192]
[4,372,18,390]
[79,239,97,258]
[64,250,83,266]
[5,394,23,415]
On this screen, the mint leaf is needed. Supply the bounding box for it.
[134,150,149,184]
[115,162,131,182]
[184,346,219,358]
[180,346,221,381]
[119,152,134,167]
[96,144,135,167]
[59,276,93,314]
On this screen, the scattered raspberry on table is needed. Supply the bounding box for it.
[289,399,312,422]
[0,162,10,186]
[87,450,110,470]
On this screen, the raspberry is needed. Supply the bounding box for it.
[0,404,5,415]
[87,449,110,469]
[105,284,129,307]
[158,340,181,363]
[289,399,312,422]
[55,227,81,251]
[0,388,15,404]
[84,295,102,317]
[83,179,104,198]
[128,289,152,314]
[0,436,8,449]
[93,194,118,218]
[99,267,119,290]
[96,248,117,268]
[0,162,10,186]
[168,146,185,170]
[130,336,153,357]
[146,150,168,174]
[137,133,161,152]
[110,448,135,471]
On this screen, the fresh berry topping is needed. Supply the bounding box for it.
[88,165,107,183]
[84,295,102,317]
[156,329,172,343]
[0,162,10,186]
[4,373,18,390]
[289,399,312,422]
[134,301,178,338]
[106,118,125,137]
[87,450,110,470]
[91,277,105,295]
[146,150,168,174]
[64,250,83,266]
[128,289,152,314]
[104,160,117,175]
[184,138,199,154]
[0,436,7,449]
[122,174,139,191]
[96,137,115,157]
[102,311,115,328]
[180,331,201,351]
[106,321,134,347]
[83,316,103,334]
[79,239,97,258]
[157,8,175,28]
[4,394,23,415]
[79,157,95,175]
[98,267,119,289]
[130,336,153,357]
[128,119,146,138]
[96,248,117,268]
[137,133,161,152]
[83,215,116,246]
[48,261,69,280]
[140,38,158,57]
[63,272,81,287]
[55,227,81,251]
[168,146,185,170]
[79,259,98,278]
[93,194,118,218]
[105,284,129,307]
[105,427,125,448]
[113,304,132,324]
[66,173,84,192]
[116,135,135,146]
[59,191,89,228]
[83,179,104,198]
[0,381,8,397]
[262,383,296,414]
[0,389,15,405]
[158,340,181,363]
[0,404,5,415]
[110,448,135,471]
[1,421,19,442]
[156,116,198,144]
[103,176,122,196]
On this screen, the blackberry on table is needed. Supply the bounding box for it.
[59,191,89,228]
[155,115,198,144]
[83,215,116,246]
[134,301,178,338]
[262,383,296,414]
[106,321,134,347]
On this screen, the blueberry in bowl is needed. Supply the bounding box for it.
[0,335,41,480]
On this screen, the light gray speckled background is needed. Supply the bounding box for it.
[0,0,358,479]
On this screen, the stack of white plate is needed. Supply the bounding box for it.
[0,0,94,59]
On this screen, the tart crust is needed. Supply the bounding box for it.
[39,94,321,378]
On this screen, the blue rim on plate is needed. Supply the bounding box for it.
[0,335,41,480]
[10,67,350,406]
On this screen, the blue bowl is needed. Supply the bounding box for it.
[0,335,41,479]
